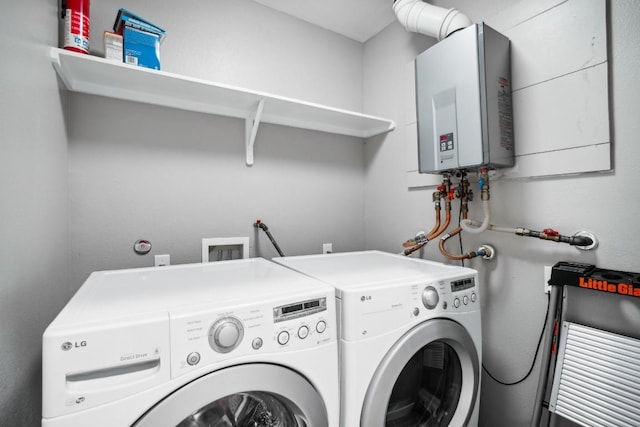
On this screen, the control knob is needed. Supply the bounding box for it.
[298,325,309,339]
[422,286,439,310]
[316,320,327,333]
[209,317,244,353]
[277,330,290,346]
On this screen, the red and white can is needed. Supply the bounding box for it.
[63,0,90,54]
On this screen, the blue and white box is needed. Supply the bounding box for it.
[123,27,161,70]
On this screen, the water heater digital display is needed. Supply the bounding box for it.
[415,22,513,174]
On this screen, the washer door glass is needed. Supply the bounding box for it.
[177,391,297,427]
[386,341,461,426]
[361,319,479,427]
[134,364,328,427]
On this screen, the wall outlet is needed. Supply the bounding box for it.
[155,254,170,267]
[543,265,552,294]
[322,243,333,254]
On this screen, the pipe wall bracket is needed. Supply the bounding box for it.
[573,231,599,251]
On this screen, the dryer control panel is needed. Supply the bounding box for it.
[169,293,336,379]
[340,273,479,342]
[414,276,479,315]
[447,277,479,309]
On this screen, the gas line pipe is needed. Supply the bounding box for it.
[464,223,597,248]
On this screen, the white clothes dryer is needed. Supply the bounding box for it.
[274,251,482,427]
[42,258,339,427]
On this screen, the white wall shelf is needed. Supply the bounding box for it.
[51,48,395,165]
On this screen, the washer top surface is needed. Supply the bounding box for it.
[274,251,476,296]
[53,258,333,326]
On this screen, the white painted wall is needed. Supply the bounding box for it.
[68,0,368,290]
[0,1,69,425]
[90,0,364,111]
[364,0,640,425]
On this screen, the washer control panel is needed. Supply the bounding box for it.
[169,294,335,378]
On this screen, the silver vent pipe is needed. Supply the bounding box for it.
[393,0,471,41]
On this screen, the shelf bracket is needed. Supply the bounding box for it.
[245,98,265,166]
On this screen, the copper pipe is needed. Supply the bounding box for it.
[439,174,472,260]
[402,239,418,248]
[402,175,449,256]
[439,227,471,260]
[427,204,442,237]
[429,202,451,239]
[401,201,441,248]
[403,241,427,256]
[404,203,442,254]
[439,207,467,259]
[428,173,453,239]
[425,186,445,239]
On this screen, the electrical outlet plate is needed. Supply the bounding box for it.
[544,265,552,294]
[155,254,170,267]
[322,243,332,254]
[202,237,249,262]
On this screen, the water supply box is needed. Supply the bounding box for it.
[123,27,161,70]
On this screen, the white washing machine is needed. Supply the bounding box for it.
[274,251,482,427]
[42,258,339,427]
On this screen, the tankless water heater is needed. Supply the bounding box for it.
[415,22,513,174]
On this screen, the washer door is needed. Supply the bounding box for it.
[134,364,328,427]
[361,319,479,427]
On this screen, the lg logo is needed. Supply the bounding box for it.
[360,295,372,302]
[61,341,87,351]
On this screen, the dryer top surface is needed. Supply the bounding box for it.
[274,251,477,296]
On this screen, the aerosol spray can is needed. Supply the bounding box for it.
[63,0,90,54]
